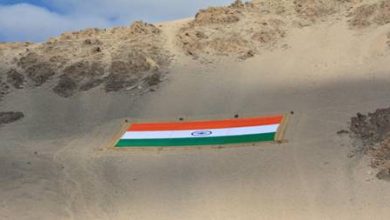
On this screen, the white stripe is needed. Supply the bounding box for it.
[121,124,279,139]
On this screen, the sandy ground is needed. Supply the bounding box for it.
[1,16,390,220]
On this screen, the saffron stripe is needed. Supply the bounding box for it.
[116,133,276,147]
[128,115,284,131]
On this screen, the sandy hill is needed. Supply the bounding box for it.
[1,0,390,219]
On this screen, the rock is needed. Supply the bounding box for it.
[0,81,10,97]
[144,73,161,86]
[104,72,137,92]
[350,107,390,181]
[376,168,390,181]
[17,52,40,69]
[53,75,77,98]
[6,69,25,89]
[337,129,350,135]
[293,0,344,22]
[230,0,244,9]
[79,79,104,92]
[348,4,377,27]
[195,7,241,25]
[0,112,24,125]
[129,21,161,35]
[239,50,256,60]
[63,61,91,82]
[61,61,105,94]
[348,0,390,28]
[25,63,55,86]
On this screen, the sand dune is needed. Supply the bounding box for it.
[1,0,390,219]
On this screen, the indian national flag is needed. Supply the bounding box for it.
[115,115,286,147]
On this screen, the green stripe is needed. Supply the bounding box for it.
[116,133,275,147]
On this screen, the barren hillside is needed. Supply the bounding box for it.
[1,0,390,219]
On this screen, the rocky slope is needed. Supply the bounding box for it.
[176,0,390,60]
[350,108,390,180]
[0,21,171,99]
[1,0,390,101]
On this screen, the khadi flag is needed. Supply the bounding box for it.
[114,115,287,148]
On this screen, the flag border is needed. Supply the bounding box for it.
[108,114,288,150]
[275,113,289,142]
